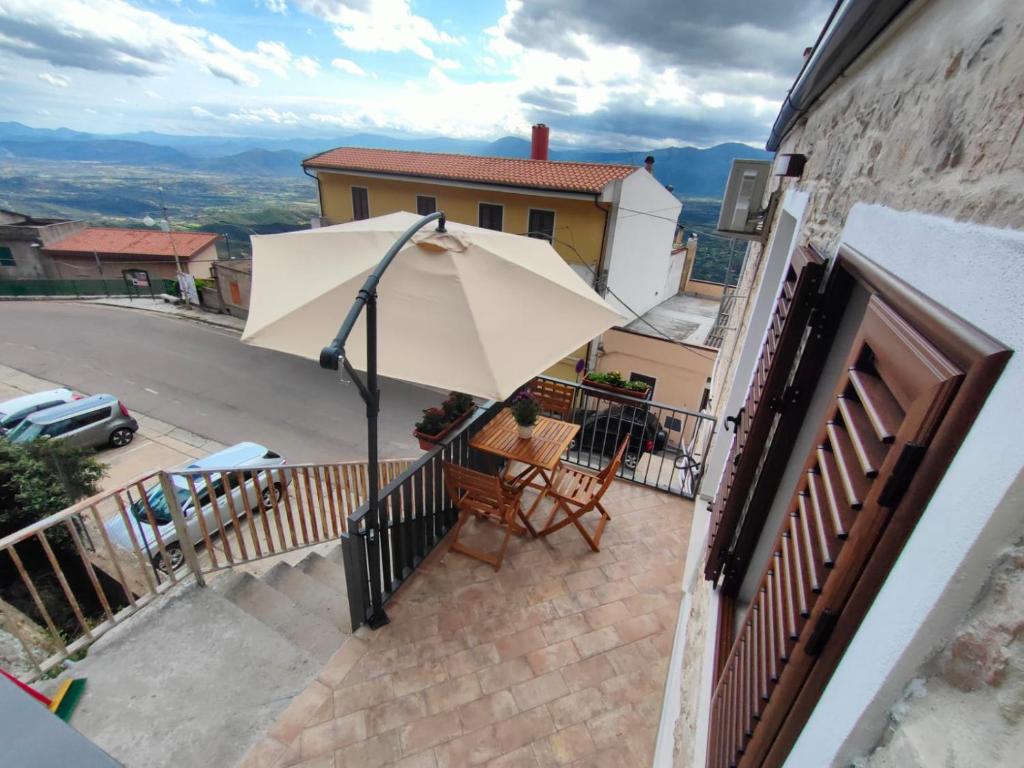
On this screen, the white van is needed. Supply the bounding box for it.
[104,442,288,572]
[0,388,77,435]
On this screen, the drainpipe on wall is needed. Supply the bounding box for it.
[589,180,621,371]
[303,166,324,225]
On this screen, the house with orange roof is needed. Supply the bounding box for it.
[303,125,689,381]
[41,227,222,282]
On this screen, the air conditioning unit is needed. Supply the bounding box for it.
[716,159,772,241]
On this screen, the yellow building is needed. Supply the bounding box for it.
[303,130,686,381]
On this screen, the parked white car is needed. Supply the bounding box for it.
[105,442,288,572]
[0,388,78,436]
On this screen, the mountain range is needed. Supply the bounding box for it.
[0,122,771,199]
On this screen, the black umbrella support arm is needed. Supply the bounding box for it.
[319,211,446,374]
[317,211,445,630]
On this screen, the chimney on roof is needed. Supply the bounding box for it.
[644,155,655,174]
[530,124,550,161]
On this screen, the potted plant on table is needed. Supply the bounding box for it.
[583,370,652,402]
[510,390,541,439]
[413,392,476,450]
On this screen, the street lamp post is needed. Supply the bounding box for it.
[318,211,446,629]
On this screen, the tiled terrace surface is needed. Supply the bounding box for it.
[241,480,692,768]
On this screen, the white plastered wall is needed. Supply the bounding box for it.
[604,169,684,318]
[654,188,809,766]
[783,204,1024,766]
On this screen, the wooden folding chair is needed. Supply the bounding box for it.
[528,377,575,421]
[538,438,628,552]
[443,462,525,570]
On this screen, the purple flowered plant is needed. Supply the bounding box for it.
[510,389,540,427]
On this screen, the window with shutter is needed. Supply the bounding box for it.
[705,246,825,583]
[707,294,967,768]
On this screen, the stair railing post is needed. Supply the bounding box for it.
[159,471,206,587]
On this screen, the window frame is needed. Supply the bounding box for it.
[416,195,437,216]
[707,243,1011,768]
[478,202,504,232]
[351,186,370,221]
[527,208,556,242]
[0,245,15,267]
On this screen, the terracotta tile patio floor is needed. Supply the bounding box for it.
[240,479,692,768]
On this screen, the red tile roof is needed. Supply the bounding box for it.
[43,228,220,259]
[303,147,638,194]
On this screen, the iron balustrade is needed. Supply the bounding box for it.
[342,401,501,631]
[536,375,717,499]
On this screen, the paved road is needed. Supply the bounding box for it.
[0,302,440,462]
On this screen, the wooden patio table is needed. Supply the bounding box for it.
[470,407,579,536]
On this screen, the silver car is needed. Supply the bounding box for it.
[0,388,77,436]
[6,394,138,449]
[104,442,289,572]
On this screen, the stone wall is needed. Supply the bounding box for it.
[777,0,1024,246]
[857,534,1024,767]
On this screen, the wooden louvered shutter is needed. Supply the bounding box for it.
[707,295,964,768]
[705,247,825,582]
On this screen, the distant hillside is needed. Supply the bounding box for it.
[198,149,307,177]
[0,121,770,199]
[0,139,192,166]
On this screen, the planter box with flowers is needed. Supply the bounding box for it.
[582,370,653,403]
[413,392,476,450]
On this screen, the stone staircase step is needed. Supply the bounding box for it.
[214,572,343,661]
[297,550,348,594]
[47,584,322,768]
[263,562,351,632]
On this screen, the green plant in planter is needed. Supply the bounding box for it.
[414,407,449,437]
[510,391,540,426]
[443,391,474,420]
[624,380,650,393]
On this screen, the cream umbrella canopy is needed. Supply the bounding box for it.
[242,210,622,628]
[241,211,622,399]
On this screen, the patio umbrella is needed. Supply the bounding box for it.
[241,211,622,400]
[240,210,622,628]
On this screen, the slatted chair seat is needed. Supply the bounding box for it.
[539,438,628,552]
[443,462,525,570]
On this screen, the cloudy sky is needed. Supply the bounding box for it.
[0,0,832,148]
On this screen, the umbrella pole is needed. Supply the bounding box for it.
[364,291,389,629]
[319,211,447,630]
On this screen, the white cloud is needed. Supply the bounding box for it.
[435,58,460,71]
[0,0,299,88]
[294,55,320,78]
[296,0,459,62]
[190,105,215,117]
[227,106,299,124]
[144,88,163,99]
[331,57,365,77]
[37,72,69,87]
[265,0,288,13]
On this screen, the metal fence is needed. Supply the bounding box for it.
[342,402,500,631]
[537,375,717,498]
[0,278,177,298]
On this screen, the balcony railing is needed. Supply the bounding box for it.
[342,402,501,630]
[0,459,407,681]
[538,375,716,498]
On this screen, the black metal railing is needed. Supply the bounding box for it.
[341,401,501,630]
[537,375,717,499]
